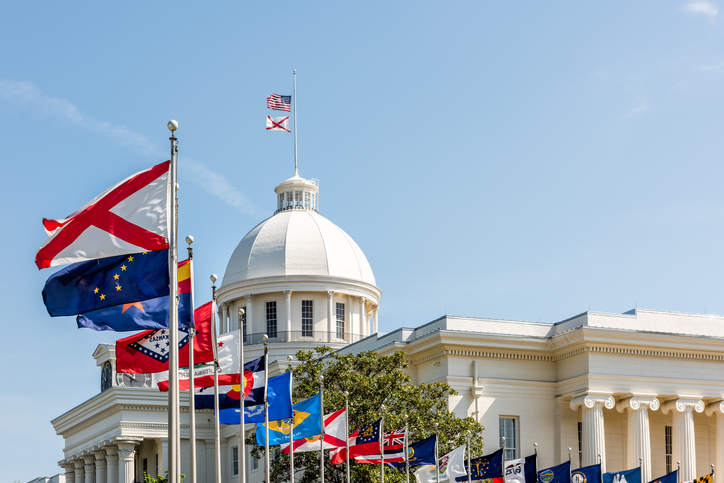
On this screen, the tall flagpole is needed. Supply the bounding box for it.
[288,355,295,483]
[186,236,196,483]
[167,120,181,483]
[239,308,246,483]
[293,69,298,176]
[264,335,270,483]
[320,374,325,483]
[466,431,471,483]
[345,391,350,483]
[404,414,409,483]
[210,275,221,483]
[434,423,440,483]
[380,405,385,483]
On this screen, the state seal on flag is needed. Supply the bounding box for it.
[540,469,555,483]
[573,472,587,483]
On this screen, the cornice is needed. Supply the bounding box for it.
[217,275,382,304]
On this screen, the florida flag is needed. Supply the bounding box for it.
[36,161,171,269]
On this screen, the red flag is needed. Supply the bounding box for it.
[36,161,170,269]
[115,301,214,374]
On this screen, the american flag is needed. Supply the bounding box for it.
[267,93,291,112]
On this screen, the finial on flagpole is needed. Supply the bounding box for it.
[168,120,178,132]
[534,443,538,454]
[568,448,572,461]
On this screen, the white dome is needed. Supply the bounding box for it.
[222,210,376,286]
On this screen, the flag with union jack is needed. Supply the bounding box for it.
[353,426,407,464]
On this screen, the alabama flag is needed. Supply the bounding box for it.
[281,408,347,454]
[36,161,171,269]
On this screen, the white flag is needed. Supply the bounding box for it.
[505,458,526,483]
[415,445,467,483]
[266,115,290,132]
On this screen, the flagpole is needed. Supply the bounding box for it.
[210,275,221,483]
[404,414,410,483]
[186,237,197,483]
[167,120,181,483]
[293,69,298,176]
[435,422,440,483]
[380,404,385,483]
[345,391,351,483]
[264,335,270,483]
[239,308,246,483]
[320,374,325,483]
[288,355,295,483]
[467,431,471,483]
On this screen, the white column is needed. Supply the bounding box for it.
[245,294,253,340]
[73,459,85,483]
[372,305,379,334]
[104,446,118,483]
[358,297,366,336]
[160,438,169,476]
[707,402,724,483]
[571,393,615,471]
[616,396,659,482]
[216,304,224,335]
[117,441,140,483]
[327,291,335,342]
[204,439,216,483]
[82,453,96,483]
[60,460,75,483]
[284,290,292,340]
[223,303,231,332]
[91,448,108,483]
[662,398,705,481]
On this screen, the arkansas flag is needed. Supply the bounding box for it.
[36,161,170,269]
[281,408,347,454]
[115,300,214,374]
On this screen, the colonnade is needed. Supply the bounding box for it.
[570,393,724,483]
[59,436,142,483]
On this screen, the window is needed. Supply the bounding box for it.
[336,302,345,339]
[155,454,158,477]
[143,457,148,475]
[251,448,259,471]
[665,425,672,474]
[239,307,247,342]
[302,300,314,337]
[266,301,277,338]
[232,446,239,476]
[578,422,583,467]
[499,417,518,460]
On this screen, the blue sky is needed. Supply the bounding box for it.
[3,1,724,480]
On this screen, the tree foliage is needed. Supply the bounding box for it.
[249,346,483,483]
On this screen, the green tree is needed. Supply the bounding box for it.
[250,346,483,483]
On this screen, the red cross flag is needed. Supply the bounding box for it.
[266,116,290,132]
[35,161,171,269]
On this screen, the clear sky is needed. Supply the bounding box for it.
[3,1,724,481]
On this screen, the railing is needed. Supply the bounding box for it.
[241,330,365,346]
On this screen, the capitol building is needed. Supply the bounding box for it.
[45,171,724,483]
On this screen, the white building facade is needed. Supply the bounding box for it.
[48,172,724,483]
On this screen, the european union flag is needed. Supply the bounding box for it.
[649,471,678,483]
[538,460,571,483]
[43,250,169,316]
[603,467,641,483]
[218,372,293,424]
[386,434,437,468]
[457,448,503,481]
[572,464,601,483]
[256,392,322,446]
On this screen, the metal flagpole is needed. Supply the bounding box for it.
[166,120,181,483]
[293,69,298,176]
[186,237,196,483]
[239,308,246,483]
[345,391,350,483]
[467,431,471,483]
[287,355,295,483]
[320,374,325,483]
[380,405,385,483]
[264,335,270,483]
[568,447,571,462]
[434,423,440,483]
[210,275,221,483]
[404,414,409,483]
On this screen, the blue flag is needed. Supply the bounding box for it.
[457,448,503,481]
[386,434,437,468]
[539,461,571,483]
[649,471,678,483]
[573,464,601,483]
[603,468,641,483]
[218,372,293,424]
[256,393,322,446]
[43,250,169,316]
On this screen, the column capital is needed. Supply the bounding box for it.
[284,290,292,298]
[72,458,86,475]
[661,398,705,414]
[705,400,724,416]
[327,290,335,298]
[244,294,254,301]
[616,396,660,413]
[570,393,615,411]
[359,296,366,303]
[103,443,119,458]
